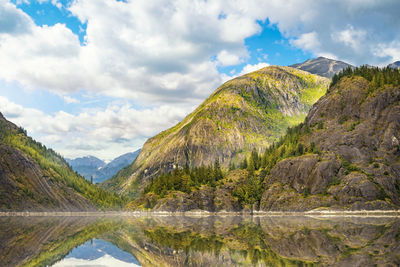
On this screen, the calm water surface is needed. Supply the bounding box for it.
[0,215,399,266]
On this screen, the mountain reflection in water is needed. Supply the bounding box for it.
[0,215,399,267]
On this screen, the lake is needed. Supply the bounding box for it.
[0,215,399,266]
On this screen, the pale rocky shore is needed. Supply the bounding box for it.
[1,209,399,217]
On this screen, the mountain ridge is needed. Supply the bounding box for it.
[290,56,353,78]
[103,65,330,196]
[67,150,140,183]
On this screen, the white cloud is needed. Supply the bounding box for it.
[1,0,400,107]
[238,62,270,76]
[373,41,400,64]
[1,0,400,160]
[0,0,269,106]
[0,96,188,161]
[221,62,270,83]
[217,50,243,66]
[290,32,320,51]
[63,95,79,104]
[335,26,366,50]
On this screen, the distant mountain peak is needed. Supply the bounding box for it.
[67,150,141,183]
[388,61,400,69]
[290,57,353,78]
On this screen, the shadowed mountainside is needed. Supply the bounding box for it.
[0,113,124,211]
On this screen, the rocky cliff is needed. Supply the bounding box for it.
[260,74,400,211]
[104,66,329,196]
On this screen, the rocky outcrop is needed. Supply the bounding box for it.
[104,66,329,196]
[290,56,353,78]
[260,76,400,211]
[127,185,242,212]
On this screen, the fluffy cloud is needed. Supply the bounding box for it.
[2,0,400,104]
[217,50,244,66]
[0,96,188,160]
[1,0,400,159]
[335,26,367,50]
[290,32,320,52]
[0,0,269,106]
[220,62,270,83]
[238,62,270,76]
[264,0,400,65]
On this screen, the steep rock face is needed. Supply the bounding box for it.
[104,66,329,196]
[260,76,400,211]
[290,57,353,78]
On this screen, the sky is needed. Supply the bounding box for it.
[0,0,399,161]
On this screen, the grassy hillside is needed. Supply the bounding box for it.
[104,66,329,197]
[0,113,125,210]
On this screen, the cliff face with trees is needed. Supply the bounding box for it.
[104,66,329,197]
[0,113,124,211]
[128,67,400,212]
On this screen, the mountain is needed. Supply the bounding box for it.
[0,113,123,211]
[259,66,400,211]
[93,150,140,183]
[388,61,400,69]
[103,66,330,196]
[66,156,105,180]
[67,151,140,183]
[129,66,400,212]
[290,56,353,78]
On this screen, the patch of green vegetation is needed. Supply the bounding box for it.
[330,65,400,93]
[341,159,361,174]
[144,160,223,197]
[300,84,327,106]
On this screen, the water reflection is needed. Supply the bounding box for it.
[0,215,399,266]
[53,239,140,267]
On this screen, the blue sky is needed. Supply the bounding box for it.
[0,0,399,160]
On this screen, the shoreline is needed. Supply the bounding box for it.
[0,210,399,217]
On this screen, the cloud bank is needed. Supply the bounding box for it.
[1,0,400,159]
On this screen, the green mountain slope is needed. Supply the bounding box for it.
[0,113,124,211]
[103,66,330,196]
[130,66,400,212]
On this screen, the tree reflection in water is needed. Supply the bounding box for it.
[0,215,399,266]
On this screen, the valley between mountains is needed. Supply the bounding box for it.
[0,57,399,212]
